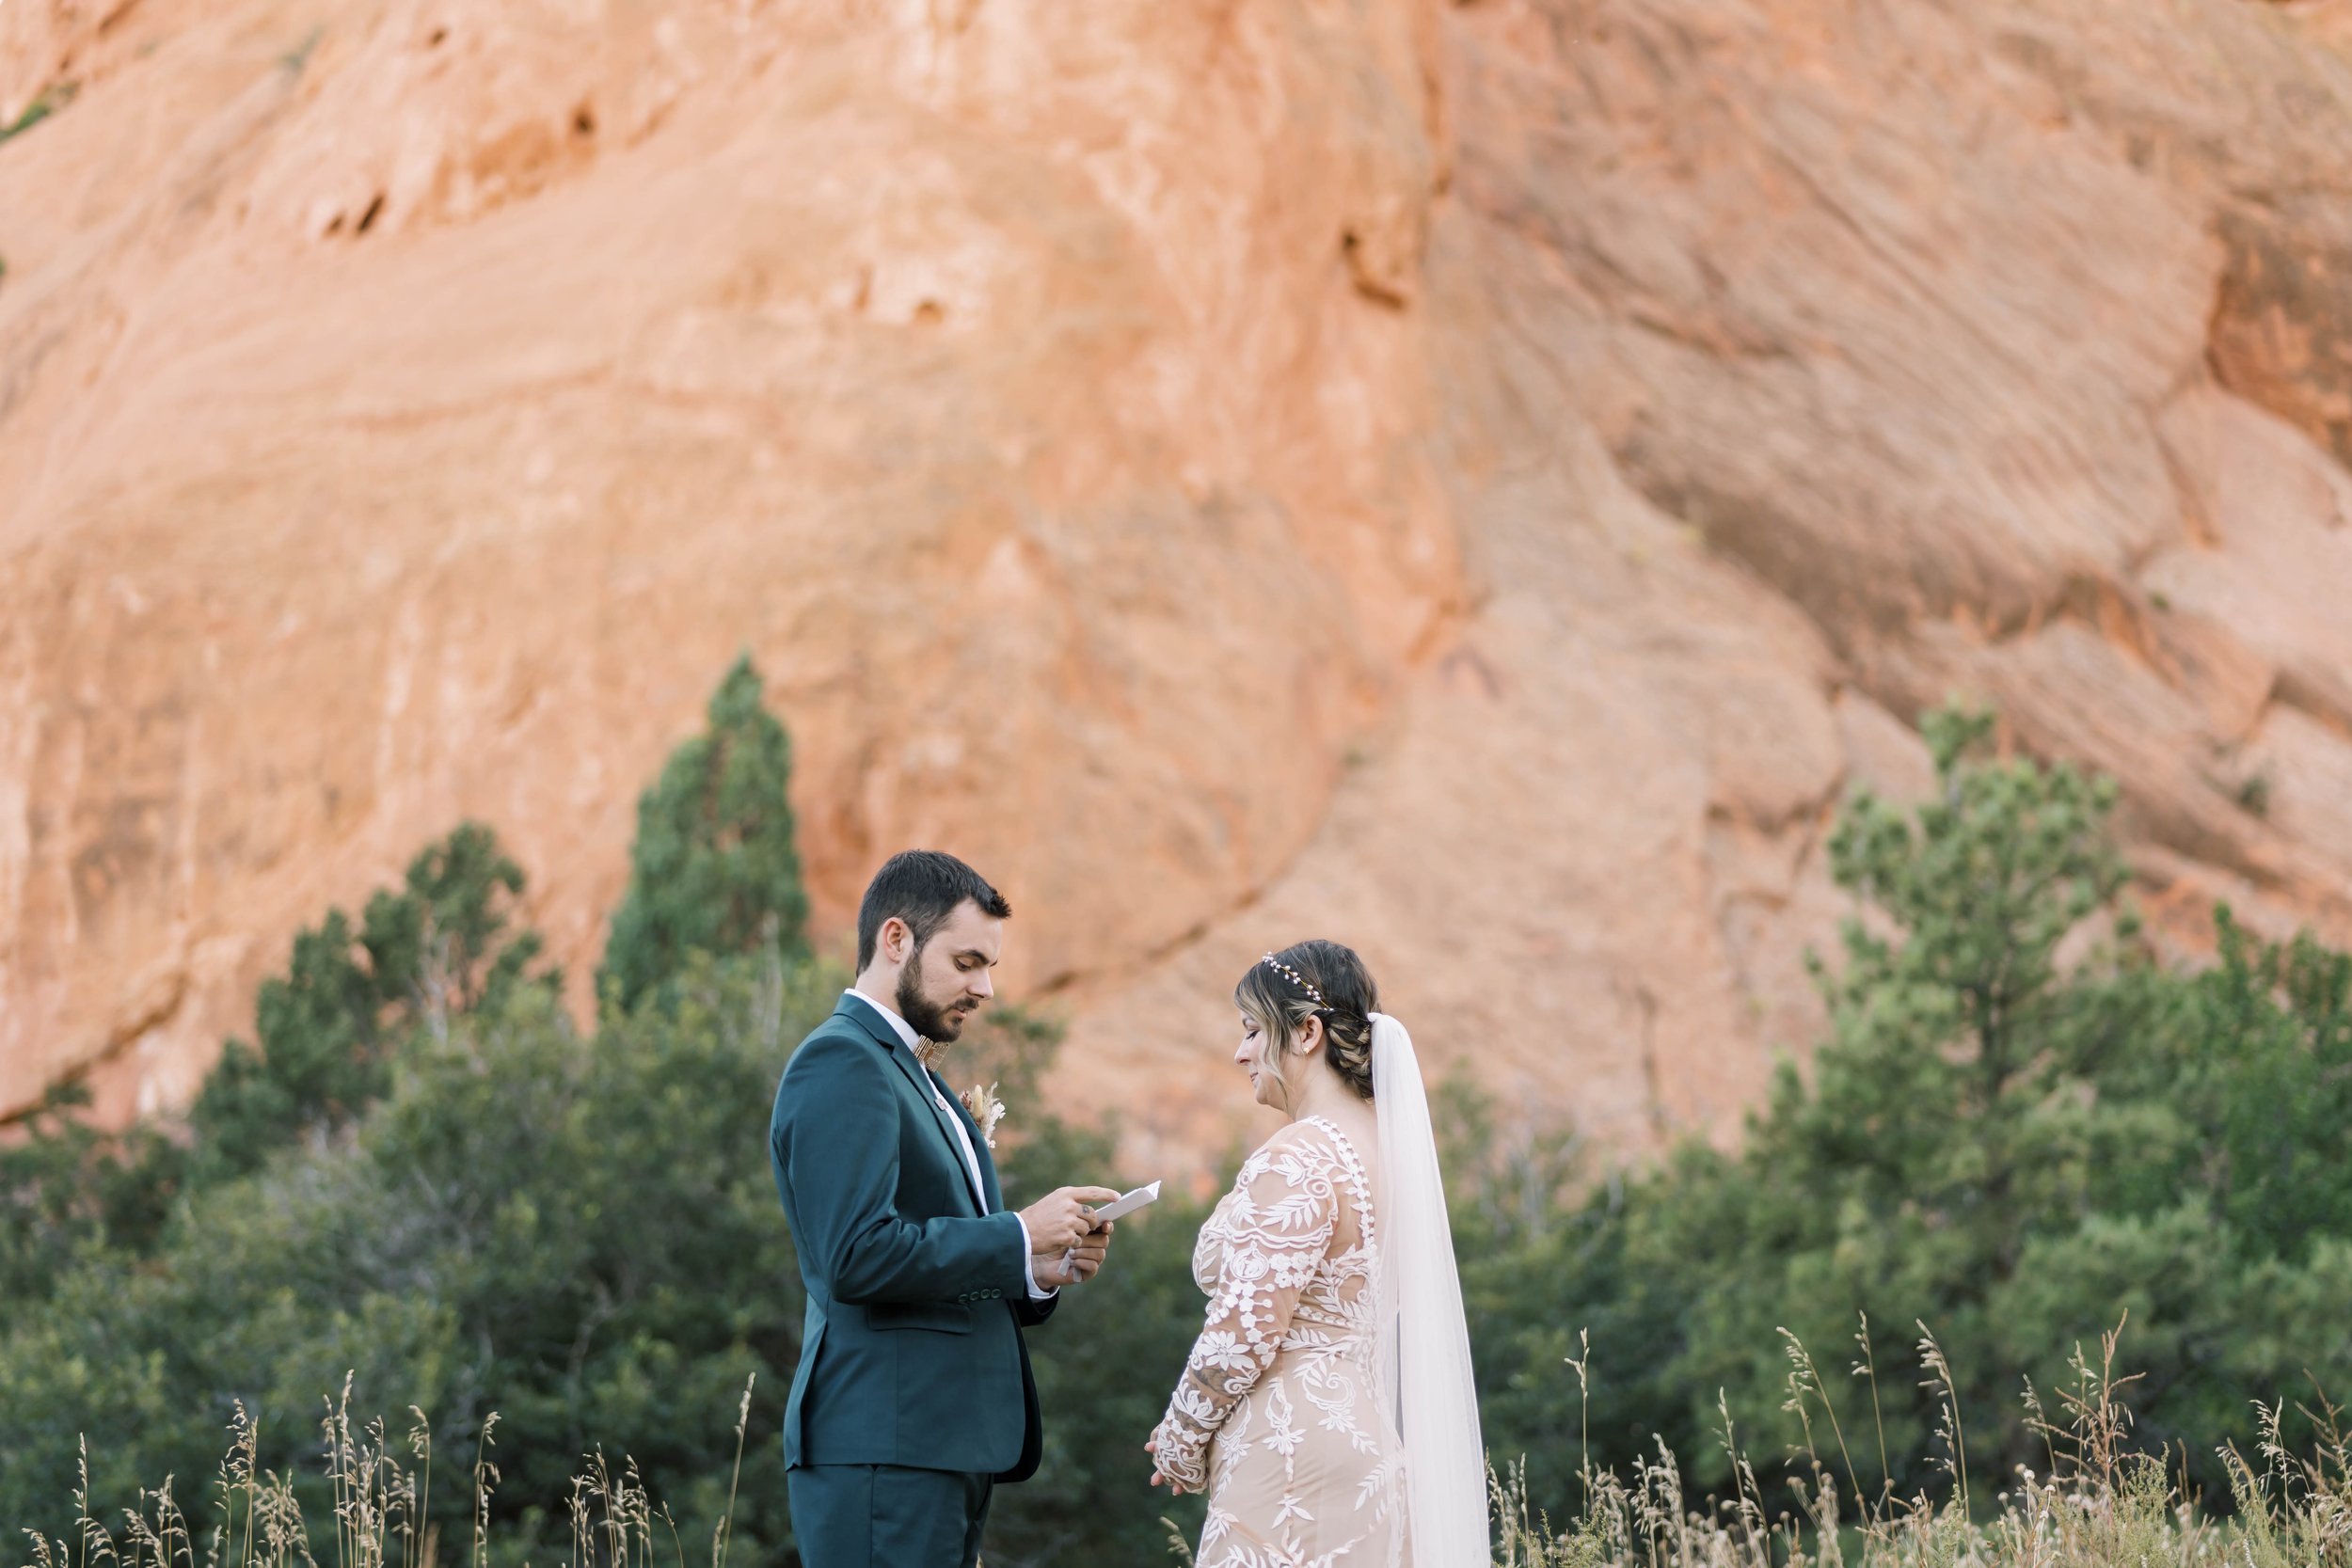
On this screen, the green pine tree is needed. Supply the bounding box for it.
[599,655,809,1012]
[189,821,550,1178]
[2,823,549,1301]
[1464,707,2352,1507]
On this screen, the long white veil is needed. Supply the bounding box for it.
[1370,1012,1491,1564]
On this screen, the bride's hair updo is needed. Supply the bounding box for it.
[1235,940,1379,1101]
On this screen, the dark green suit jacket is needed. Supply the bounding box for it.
[769,996,1056,1481]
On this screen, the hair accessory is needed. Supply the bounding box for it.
[1260,952,1329,1009]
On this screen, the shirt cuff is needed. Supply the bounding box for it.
[1015,1214,1057,1300]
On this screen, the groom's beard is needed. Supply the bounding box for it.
[897,968,976,1045]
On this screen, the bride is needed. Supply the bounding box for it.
[1146,941,1490,1566]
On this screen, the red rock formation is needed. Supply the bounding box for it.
[5,0,2349,1172]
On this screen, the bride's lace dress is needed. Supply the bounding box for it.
[1153,1116,1406,1568]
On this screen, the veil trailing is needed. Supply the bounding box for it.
[1370,1012,1491,1565]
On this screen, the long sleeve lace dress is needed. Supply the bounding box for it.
[1152,1116,1406,1568]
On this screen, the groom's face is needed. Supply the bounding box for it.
[894,899,1003,1044]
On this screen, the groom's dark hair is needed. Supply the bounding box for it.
[856,850,1013,973]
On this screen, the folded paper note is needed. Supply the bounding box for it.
[1059,1181,1160,1268]
[1089,1180,1161,1224]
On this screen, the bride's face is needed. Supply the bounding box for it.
[1235,1011,1285,1110]
[1235,1009,1323,1112]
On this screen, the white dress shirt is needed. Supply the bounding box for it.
[844,989,1053,1300]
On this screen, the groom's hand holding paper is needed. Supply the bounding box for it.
[1022,1183,1119,1284]
[1021,1180,1155,1288]
[1040,1180,1157,1286]
[1018,1184,1120,1253]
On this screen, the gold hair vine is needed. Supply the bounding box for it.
[1260,953,1328,1008]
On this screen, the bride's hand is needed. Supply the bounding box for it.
[1144,1424,1188,1495]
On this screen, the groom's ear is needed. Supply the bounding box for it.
[878,915,913,966]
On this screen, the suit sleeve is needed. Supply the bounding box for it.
[774,1032,1029,1307]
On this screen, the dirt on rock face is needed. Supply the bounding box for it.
[4,0,2349,1172]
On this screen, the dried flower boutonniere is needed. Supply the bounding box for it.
[959,1082,1007,1149]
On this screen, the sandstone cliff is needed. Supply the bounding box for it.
[4,0,2349,1169]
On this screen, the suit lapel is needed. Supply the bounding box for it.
[911,1062,987,1217]
[834,998,986,1216]
[936,1071,1007,1212]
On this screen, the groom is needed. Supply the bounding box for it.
[769,849,1118,1568]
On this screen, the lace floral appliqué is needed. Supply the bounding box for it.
[1153,1118,1404,1568]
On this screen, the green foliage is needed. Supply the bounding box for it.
[0,1084,183,1304]
[190,822,552,1181]
[0,952,827,1559]
[1465,707,2352,1509]
[0,920,1197,1564]
[2235,770,2272,818]
[278,27,323,74]
[600,656,810,1014]
[2151,908,2352,1259]
[0,823,548,1313]
[10,698,2352,1567]
[0,83,75,145]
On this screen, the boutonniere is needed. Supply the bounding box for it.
[959,1082,1007,1149]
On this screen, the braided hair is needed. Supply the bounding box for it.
[1234,940,1379,1102]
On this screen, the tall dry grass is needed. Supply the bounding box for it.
[1489,1320,2352,1568]
[16,1375,755,1568]
[22,1325,2352,1568]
